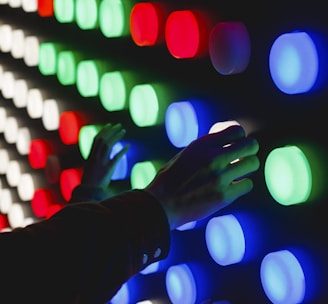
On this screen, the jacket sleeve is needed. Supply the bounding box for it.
[0,189,170,304]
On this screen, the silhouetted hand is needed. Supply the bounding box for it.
[146,125,260,230]
[81,122,129,188]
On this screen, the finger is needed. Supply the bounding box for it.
[222,177,254,206]
[193,125,246,149]
[222,155,260,185]
[211,137,259,169]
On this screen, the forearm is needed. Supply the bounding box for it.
[0,190,170,303]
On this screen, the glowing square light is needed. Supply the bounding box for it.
[54,0,75,23]
[99,0,130,38]
[269,32,318,94]
[130,2,165,46]
[129,83,167,127]
[75,0,99,30]
[264,145,312,206]
[165,264,197,304]
[38,42,63,76]
[165,101,198,148]
[209,22,251,75]
[57,50,81,85]
[37,0,54,17]
[205,214,245,266]
[130,161,159,189]
[260,250,306,304]
[165,10,208,59]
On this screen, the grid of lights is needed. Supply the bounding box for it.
[0,1,327,303]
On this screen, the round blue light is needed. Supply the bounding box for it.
[166,264,197,304]
[205,214,245,266]
[140,261,160,275]
[165,101,198,148]
[110,282,129,304]
[260,250,306,304]
[110,141,128,180]
[269,32,318,94]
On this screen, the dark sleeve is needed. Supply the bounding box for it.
[0,189,170,304]
[69,184,115,203]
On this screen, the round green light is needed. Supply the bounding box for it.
[78,124,102,159]
[54,0,75,23]
[57,51,80,85]
[76,60,102,97]
[38,42,62,76]
[130,161,159,189]
[75,0,99,30]
[99,0,130,38]
[264,145,312,206]
[99,71,133,111]
[129,84,165,127]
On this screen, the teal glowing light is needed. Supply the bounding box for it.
[264,145,312,206]
[260,250,306,304]
[205,214,245,266]
[75,0,99,30]
[54,0,75,23]
[269,32,319,94]
[78,125,102,159]
[166,264,196,304]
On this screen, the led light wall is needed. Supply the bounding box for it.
[1,1,328,303]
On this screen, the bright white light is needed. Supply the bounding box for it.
[0,149,11,174]
[6,160,26,187]
[8,0,22,8]
[4,117,21,144]
[0,24,13,53]
[24,36,40,66]
[8,202,34,229]
[17,173,43,201]
[13,79,29,108]
[16,127,32,155]
[0,188,14,214]
[11,29,25,59]
[26,88,44,119]
[209,120,240,134]
[1,71,16,99]
[22,0,37,12]
[42,99,61,131]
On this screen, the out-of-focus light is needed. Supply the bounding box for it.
[110,141,128,180]
[42,99,67,131]
[165,10,209,59]
[0,107,9,133]
[269,32,318,94]
[38,42,64,76]
[140,261,160,275]
[31,188,58,218]
[54,0,75,23]
[76,60,109,97]
[0,188,16,215]
[28,139,57,169]
[24,35,41,67]
[176,221,197,231]
[11,29,25,59]
[26,88,44,119]
[166,264,197,304]
[1,71,16,99]
[99,0,130,38]
[6,160,29,187]
[37,0,54,17]
[9,0,22,8]
[111,282,129,304]
[165,101,198,148]
[57,50,82,85]
[130,2,166,46]
[0,24,12,53]
[209,120,241,134]
[17,172,46,201]
[205,214,245,266]
[22,0,37,12]
[78,124,102,159]
[99,71,133,111]
[13,79,29,108]
[16,127,36,155]
[260,250,306,304]
[209,22,251,75]
[130,161,160,189]
[0,148,12,175]
[45,203,65,219]
[129,83,168,127]
[8,202,35,229]
[0,214,10,231]
[59,168,83,201]
[59,111,91,145]
[3,116,23,144]
[75,0,99,30]
[264,145,312,206]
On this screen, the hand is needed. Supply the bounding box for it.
[81,123,129,188]
[145,125,260,230]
